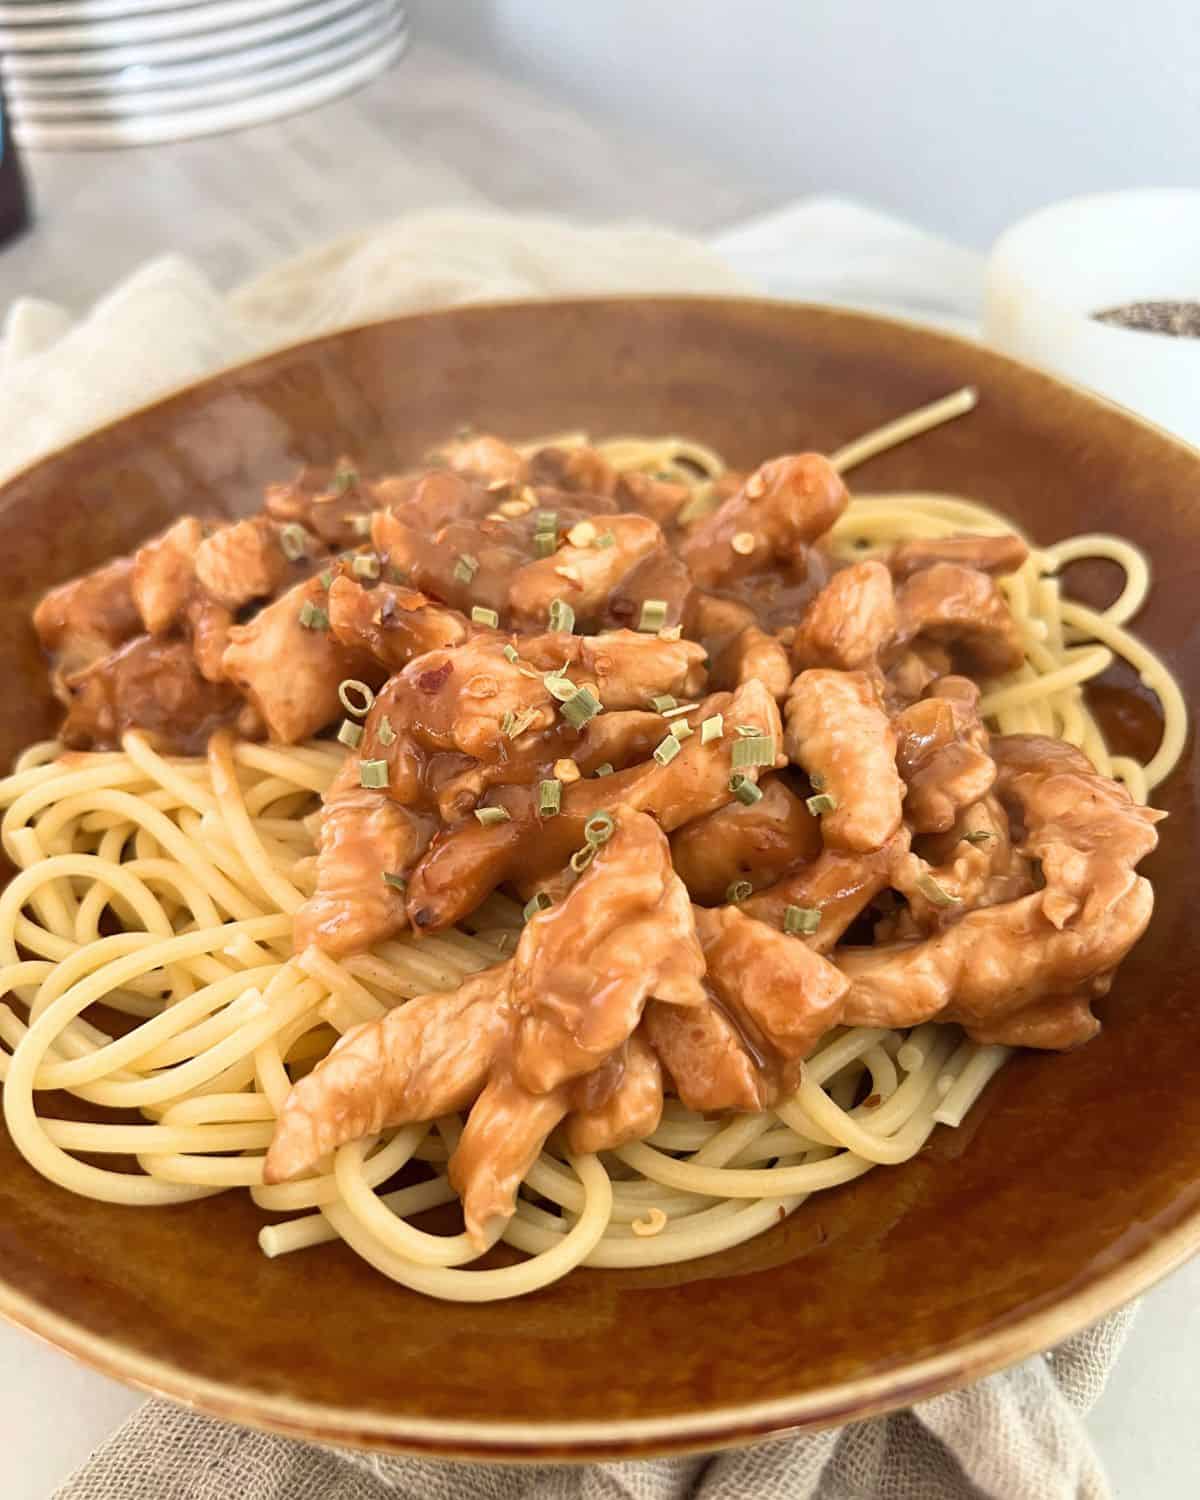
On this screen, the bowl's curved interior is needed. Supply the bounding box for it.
[0,298,1197,1459]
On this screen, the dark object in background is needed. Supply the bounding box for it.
[1094,301,1200,338]
[0,72,30,247]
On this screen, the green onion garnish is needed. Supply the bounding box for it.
[735,724,760,737]
[731,734,776,769]
[650,694,677,714]
[700,714,724,744]
[810,771,825,791]
[584,812,616,846]
[560,686,601,728]
[570,843,597,874]
[962,829,996,845]
[337,719,363,749]
[503,643,520,663]
[593,762,614,777]
[806,792,838,816]
[502,707,539,739]
[338,679,374,717]
[280,523,309,561]
[670,720,694,741]
[653,734,681,766]
[318,569,334,589]
[474,806,511,826]
[359,759,388,789]
[916,872,962,907]
[538,779,562,817]
[638,599,668,633]
[352,554,381,580]
[730,774,763,806]
[544,674,576,702]
[658,624,683,641]
[534,532,556,558]
[298,601,329,631]
[548,598,576,634]
[534,509,558,533]
[471,606,500,627]
[350,514,372,537]
[333,465,358,494]
[784,905,822,935]
[382,871,407,892]
[523,891,554,921]
[594,530,616,549]
[727,879,753,903]
[377,715,396,746]
[453,554,479,585]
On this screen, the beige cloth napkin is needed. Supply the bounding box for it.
[4,209,1133,1500]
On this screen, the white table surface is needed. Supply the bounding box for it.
[1,32,1198,1500]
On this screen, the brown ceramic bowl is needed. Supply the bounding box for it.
[0,298,1196,1461]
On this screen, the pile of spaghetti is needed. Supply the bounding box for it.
[0,392,1184,1301]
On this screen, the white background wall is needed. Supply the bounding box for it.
[407,0,1200,246]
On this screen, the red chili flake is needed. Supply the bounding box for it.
[417,662,453,694]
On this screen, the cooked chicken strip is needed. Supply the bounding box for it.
[679,454,848,587]
[34,557,141,681]
[895,563,1024,678]
[193,516,293,611]
[711,625,793,698]
[892,794,1031,930]
[374,468,498,532]
[565,1032,664,1153]
[437,433,529,488]
[888,532,1029,582]
[616,469,694,528]
[670,774,821,905]
[645,996,767,1112]
[131,516,204,636]
[222,576,379,742]
[784,669,904,853]
[520,628,707,706]
[264,458,381,548]
[326,576,470,671]
[508,514,665,630]
[527,444,619,496]
[373,511,530,617]
[893,676,995,834]
[792,560,897,671]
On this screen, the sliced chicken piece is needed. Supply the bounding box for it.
[222,576,379,742]
[374,468,497,532]
[131,516,204,636]
[711,625,793,698]
[670,774,821,905]
[565,1032,664,1153]
[743,827,911,953]
[294,760,438,956]
[187,597,235,684]
[194,516,294,611]
[645,996,767,1112]
[895,563,1024,678]
[616,469,694,527]
[437,433,528,488]
[784,669,904,853]
[839,878,1153,1047]
[575,710,671,774]
[885,641,954,705]
[792,560,897,671]
[34,557,141,681]
[326,576,470,671]
[888,532,1029,582]
[508,514,665,630]
[372,510,528,616]
[60,636,244,753]
[688,592,758,652]
[891,793,1034,932]
[992,733,1164,930]
[264,458,380,548]
[264,965,511,1183]
[519,628,707,707]
[893,676,995,834]
[527,444,620,496]
[695,903,851,1068]
[679,454,848,588]
[604,546,695,634]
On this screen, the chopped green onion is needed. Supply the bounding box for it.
[700,714,724,744]
[916,872,962,907]
[280,523,310,561]
[731,734,776,769]
[593,762,614,777]
[503,643,520,663]
[653,734,681,766]
[810,771,825,791]
[670,720,694,741]
[962,829,996,845]
[544,673,577,702]
[650,694,677,714]
[730,774,763,806]
[352,553,381,581]
[333,465,358,494]
[382,871,407,892]
[585,812,616,845]
[502,707,539,739]
[471,606,500,627]
[806,792,838,816]
[377,715,396,746]
[337,719,363,749]
[453,553,479,585]
[548,598,576,634]
[784,905,822,936]
[534,508,558,532]
[727,879,754,903]
[570,843,598,874]
[298,601,329,631]
[638,599,668,633]
[338,679,375,717]
[560,686,602,728]
[594,531,616,549]
[318,569,334,590]
[359,759,388,789]
[534,532,556,558]
[662,701,698,718]
[350,514,373,537]
[538,779,562,817]
[474,806,511,827]
[735,724,760,737]
[523,891,554,922]
[658,624,683,641]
